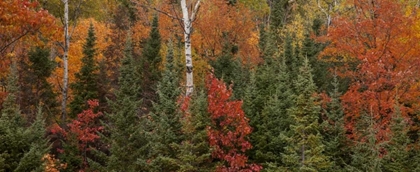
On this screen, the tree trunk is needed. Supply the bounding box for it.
[62,0,69,124]
[181,0,200,96]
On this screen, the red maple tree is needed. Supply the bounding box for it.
[319,0,420,142]
[206,73,261,172]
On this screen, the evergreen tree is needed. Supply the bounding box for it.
[281,59,331,171]
[383,104,412,172]
[270,0,291,32]
[69,23,99,117]
[148,43,183,171]
[346,113,384,172]
[96,58,111,113]
[210,35,240,87]
[20,47,58,123]
[251,59,294,170]
[320,72,349,171]
[174,90,215,172]
[140,14,162,110]
[210,34,248,99]
[95,35,149,171]
[283,33,300,81]
[0,62,49,171]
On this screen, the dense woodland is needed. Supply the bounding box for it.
[2,0,420,171]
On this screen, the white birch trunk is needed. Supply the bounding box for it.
[181,0,200,96]
[62,0,69,123]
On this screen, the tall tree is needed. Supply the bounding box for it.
[281,59,331,171]
[69,23,99,117]
[320,72,349,171]
[181,0,201,96]
[61,0,70,125]
[319,0,420,142]
[175,90,214,171]
[148,43,183,171]
[251,60,294,170]
[20,47,58,123]
[140,14,162,110]
[101,35,148,171]
[383,104,412,171]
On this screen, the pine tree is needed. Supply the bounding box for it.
[383,104,412,172]
[20,47,58,123]
[69,23,99,117]
[140,14,162,110]
[0,62,49,171]
[103,34,149,172]
[148,43,183,171]
[175,89,215,172]
[281,59,331,171]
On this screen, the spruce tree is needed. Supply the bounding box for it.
[100,35,149,171]
[69,23,99,117]
[0,62,49,171]
[320,72,348,171]
[252,59,294,170]
[383,104,412,172]
[175,90,214,172]
[281,59,331,171]
[346,113,384,172]
[140,14,162,110]
[20,47,58,122]
[210,35,248,99]
[148,43,183,171]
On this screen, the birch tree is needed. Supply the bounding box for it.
[62,0,69,124]
[181,0,201,96]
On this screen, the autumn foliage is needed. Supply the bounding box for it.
[206,73,261,172]
[320,0,420,141]
[50,99,102,169]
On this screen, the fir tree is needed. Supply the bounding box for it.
[281,59,331,171]
[69,23,99,117]
[97,35,149,171]
[20,47,58,123]
[174,90,215,172]
[320,72,349,171]
[270,0,291,32]
[210,34,248,99]
[383,104,412,172]
[0,62,49,171]
[251,59,294,170]
[346,113,384,172]
[210,35,240,87]
[148,43,183,171]
[140,14,162,110]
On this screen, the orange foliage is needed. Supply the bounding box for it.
[51,19,111,100]
[0,0,59,79]
[194,1,259,62]
[319,0,420,141]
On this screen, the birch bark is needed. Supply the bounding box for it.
[181,0,200,96]
[62,0,69,123]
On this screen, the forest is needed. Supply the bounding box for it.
[1,0,420,171]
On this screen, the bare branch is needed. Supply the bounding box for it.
[190,0,201,22]
[133,1,182,20]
